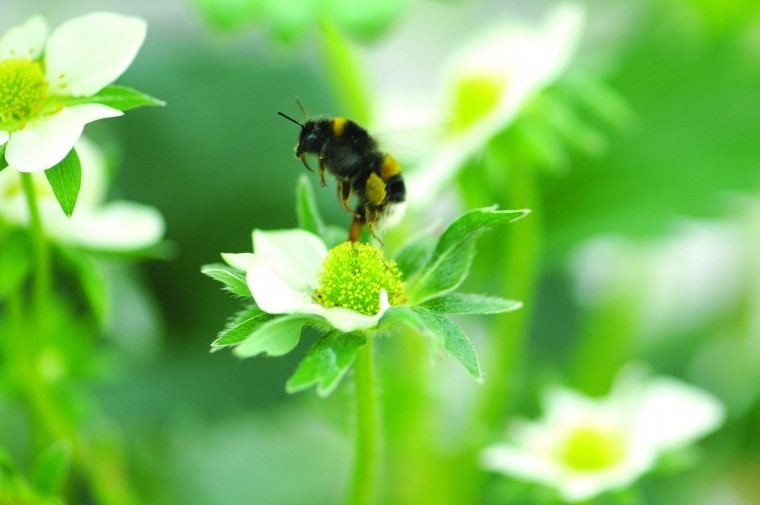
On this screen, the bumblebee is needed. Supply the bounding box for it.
[278,106,406,244]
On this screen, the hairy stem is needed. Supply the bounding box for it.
[350,339,379,505]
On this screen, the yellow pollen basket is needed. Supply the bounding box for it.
[0,58,48,129]
[313,242,405,316]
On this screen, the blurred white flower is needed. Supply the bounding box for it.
[0,136,164,251]
[0,12,146,172]
[381,3,585,207]
[482,367,725,502]
[223,230,405,332]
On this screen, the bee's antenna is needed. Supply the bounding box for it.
[295,97,309,119]
[278,111,304,128]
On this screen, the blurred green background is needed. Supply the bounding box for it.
[4,0,760,503]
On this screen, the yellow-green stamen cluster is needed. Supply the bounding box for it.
[449,74,507,133]
[0,58,48,129]
[314,242,406,316]
[558,425,626,472]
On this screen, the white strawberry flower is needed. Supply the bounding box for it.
[222,229,406,333]
[0,136,164,251]
[0,12,146,172]
[482,367,725,502]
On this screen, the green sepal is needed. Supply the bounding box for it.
[407,207,529,303]
[421,293,523,315]
[59,85,165,111]
[234,313,322,358]
[201,263,251,298]
[31,442,71,495]
[376,306,431,338]
[0,143,7,172]
[296,174,326,239]
[412,306,481,380]
[45,149,81,218]
[393,233,436,281]
[0,229,32,298]
[211,305,273,349]
[286,331,366,396]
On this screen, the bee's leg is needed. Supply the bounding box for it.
[298,154,315,173]
[365,208,383,246]
[349,219,363,243]
[317,156,327,187]
[338,181,361,218]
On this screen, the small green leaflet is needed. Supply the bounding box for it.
[296,174,326,238]
[58,85,165,111]
[393,233,436,281]
[234,314,321,358]
[407,207,529,303]
[201,263,251,297]
[0,143,7,172]
[45,149,81,218]
[212,305,273,349]
[286,331,366,396]
[421,293,523,315]
[412,306,481,380]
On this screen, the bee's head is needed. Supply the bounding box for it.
[296,120,328,155]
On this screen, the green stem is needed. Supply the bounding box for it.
[476,160,541,429]
[350,339,379,505]
[318,20,372,124]
[21,172,50,319]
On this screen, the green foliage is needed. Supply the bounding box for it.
[295,174,326,239]
[59,85,165,111]
[0,143,7,172]
[407,207,529,303]
[421,293,523,315]
[44,149,81,218]
[234,314,322,357]
[201,263,252,298]
[0,229,32,297]
[392,233,436,282]
[31,443,71,496]
[211,304,274,349]
[286,330,366,396]
[412,306,481,379]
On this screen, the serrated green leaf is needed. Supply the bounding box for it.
[393,233,436,281]
[295,174,326,238]
[31,442,71,495]
[0,143,7,172]
[0,230,32,298]
[60,85,165,111]
[412,307,481,379]
[286,331,366,396]
[234,314,320,358]
[201,263,251,297]
[212,305,273,349]
[408,207,529,302]
[44,149,81,218]
[376,306,431,338]
[421,293,523,315]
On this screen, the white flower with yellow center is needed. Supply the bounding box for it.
[0,12,146,172]
[397,3,585,207]
[482,368,725,502]
[0,136,164,251]
[222,229,406,333]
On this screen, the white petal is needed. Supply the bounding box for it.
[247,257,316,314]
[252,229,328,293]
[44,12,146,96]
[222,253,257,271]
[66,201,164,250]
[632,377,725,452]
[0,15,48,60]
[0,131,8,145]
[482,444,560,486]
[6,104,122,172]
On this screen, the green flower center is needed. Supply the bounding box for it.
[558,424,626,472]
[314,241,406,316]
[449,74,507,133]
[0,58,48,130]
